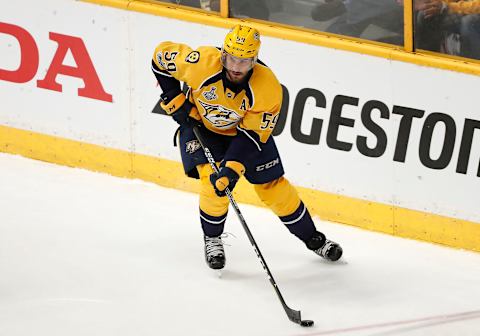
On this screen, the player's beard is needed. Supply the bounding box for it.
[226,69,247,84]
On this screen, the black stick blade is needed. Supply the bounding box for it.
[285,306,314,327]
[285,306,302,324]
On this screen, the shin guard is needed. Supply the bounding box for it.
[279,201,316,242]
[198,163,229,237]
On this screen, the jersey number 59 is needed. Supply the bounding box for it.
[260,113,279,130]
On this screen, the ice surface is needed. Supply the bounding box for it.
[1,153,479,336]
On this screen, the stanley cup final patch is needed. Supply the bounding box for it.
[185,140,201,154]
[202,86,217,101]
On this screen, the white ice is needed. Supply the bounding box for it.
[1,153,479,336]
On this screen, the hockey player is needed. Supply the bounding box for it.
[151,24,343,270]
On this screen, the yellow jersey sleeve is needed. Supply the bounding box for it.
[240,65,283,143]
[152,42,222,89]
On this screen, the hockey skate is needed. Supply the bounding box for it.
[204,235,226,270]
[306,231,343,261]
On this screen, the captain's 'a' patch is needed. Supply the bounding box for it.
[240,98,247,111]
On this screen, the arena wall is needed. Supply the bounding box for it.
[1,0,479,251]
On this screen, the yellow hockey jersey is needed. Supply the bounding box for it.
[152,42,282,143]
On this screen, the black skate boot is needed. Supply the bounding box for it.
[204,235,226,270]
[306,231,343,261]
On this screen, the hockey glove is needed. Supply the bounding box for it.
[160,92,201,126]
[209,161,245,197]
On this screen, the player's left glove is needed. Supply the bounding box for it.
[210,161,245,197]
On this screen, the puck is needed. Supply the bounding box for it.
[300,320,314,327]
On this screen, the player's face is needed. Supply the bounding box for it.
[222,52,255,84]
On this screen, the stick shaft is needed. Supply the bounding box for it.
[192,126,302,324]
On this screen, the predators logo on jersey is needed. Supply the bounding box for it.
[198,100,242,129]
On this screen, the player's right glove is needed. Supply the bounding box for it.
[209,161,245,197]
[160,92,201,126]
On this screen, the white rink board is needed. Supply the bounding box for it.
[0,1,131,149]
[1,0,479,223]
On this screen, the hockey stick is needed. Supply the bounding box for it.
[192,125,314,327]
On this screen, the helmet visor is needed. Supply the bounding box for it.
[221,50,256,73]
